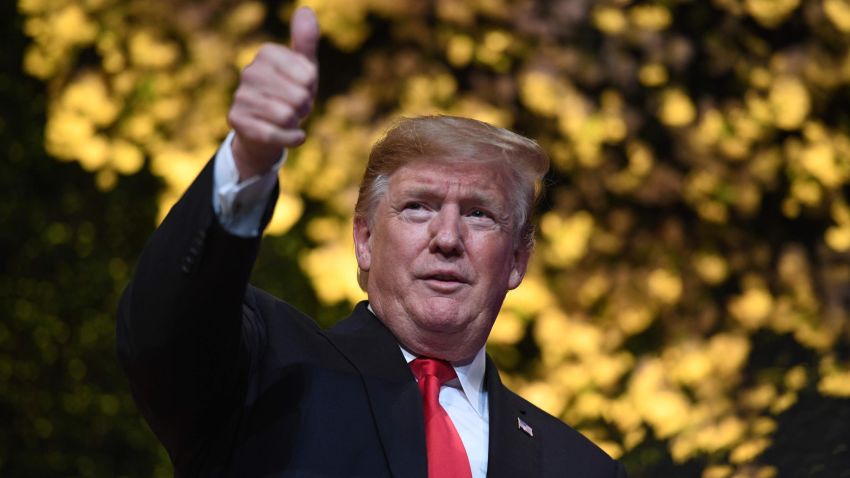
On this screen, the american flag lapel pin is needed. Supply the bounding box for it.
[517,417,534,437]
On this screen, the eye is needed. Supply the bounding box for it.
[468,209,491,219]
[399,201,432,222]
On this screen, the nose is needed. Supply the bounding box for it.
[428,206,465,257]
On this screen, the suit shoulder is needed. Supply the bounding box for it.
[502,388,626,476]
[244,285,320,331]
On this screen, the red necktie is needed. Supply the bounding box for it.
[410,358,473,478]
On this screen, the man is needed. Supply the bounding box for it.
[117,7,626,477]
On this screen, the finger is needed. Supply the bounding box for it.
[250,44,317,88]
[231,115,306,149]
[291,6,320,63]
[239,71,314,119]
[233,88,302,129]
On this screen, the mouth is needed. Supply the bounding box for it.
[419,271,469,292]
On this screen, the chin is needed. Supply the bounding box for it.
[412,299,471,332]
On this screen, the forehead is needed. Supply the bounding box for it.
[387,159,514,199]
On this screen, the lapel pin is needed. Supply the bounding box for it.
[517,417,534,437]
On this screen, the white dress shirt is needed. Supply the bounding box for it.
[211,133,491,477]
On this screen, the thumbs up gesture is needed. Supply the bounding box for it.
[228,7,320,180]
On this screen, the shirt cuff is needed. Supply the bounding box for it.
[212,131,287,237]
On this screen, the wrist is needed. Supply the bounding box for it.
[231,134,283,181]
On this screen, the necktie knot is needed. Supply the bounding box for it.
[410,357,457,386]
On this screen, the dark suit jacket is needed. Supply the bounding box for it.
[117,159,627,477]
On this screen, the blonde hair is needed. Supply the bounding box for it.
[354,115,549,286]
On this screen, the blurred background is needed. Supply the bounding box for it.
[3,0,850,476]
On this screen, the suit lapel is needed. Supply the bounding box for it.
[485,356,541,478]
[325,302,427,478]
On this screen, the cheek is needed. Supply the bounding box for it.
[477,243,517,279]
[373,229,418,275]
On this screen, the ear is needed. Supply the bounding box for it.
[507,244,531,290]
[353,215,372,272]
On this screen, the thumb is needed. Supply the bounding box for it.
[290,6,320,63]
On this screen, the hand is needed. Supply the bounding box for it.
[228,6,320,180]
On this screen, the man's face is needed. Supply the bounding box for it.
[353,159,529,362]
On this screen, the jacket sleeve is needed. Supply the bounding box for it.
[116,157,277,471]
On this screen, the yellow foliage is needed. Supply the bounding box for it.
[708,334,751,377]
[45,110,95,161]
[446,35,475,67]
[704,465,734,478]
[730,437,770,463]
[629,360,692,438]
[751,417,777,436]
[800,141,843,188]
[638,63,668,87]
[593,6,628,34]
[129,30,180,69]
[590,352,633,389]
[552,362,592,393]
[540,211,594,267]
[519,71,564,118]
[745,0,800,27]
[659,88,696,127]
[825,224,850,252]
[824,0,850,32]
[52,4,98,45]
[77,134,110,172]
[476,30,512,69]
[740,384,776,410]
[647,268,683,305]
[266,193,305,236]
[95,169,117,191]
[783,365,807,391]
[728,288,773,329]
[489,310,525,345]
[693,416,746,454]
[667,344,713,386]
[502,272,554,315]
[519,381,566,417]
[578,273,610,308]
[818,357,850,397]
[300,241,366,305]
[769,76,810,130]
[694,252,729,285]
[110,139,144,175]
[224,2,266,35]
[769,392,797,414]
[629,4,672,31]
[617,306,654,335]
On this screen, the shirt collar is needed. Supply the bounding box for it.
[399,343,488,418]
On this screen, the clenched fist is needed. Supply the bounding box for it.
[228,6,320,180]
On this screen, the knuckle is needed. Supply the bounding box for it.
[256,43,276,59]
[275,104,295,125]
[228,112,250,132]
[233,87,249,104]
[292,87,311,111]
[304,63,318,83]
[240,66,261,84]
